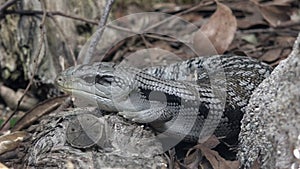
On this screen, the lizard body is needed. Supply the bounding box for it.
[55,55,272,142]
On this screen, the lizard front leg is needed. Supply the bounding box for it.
[118,100,181,123]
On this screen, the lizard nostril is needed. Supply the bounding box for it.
[56,76,63,84]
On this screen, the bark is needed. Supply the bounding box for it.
[238,32,300,169]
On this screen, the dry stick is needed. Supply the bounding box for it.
[144,1,214,33]
[163,153,172,169]
[49,15,77,66]
[106,2,214,43]
[0,0,20,13]
[51,96,73,117]
[0,2,47,131]
[4,10,181,43]
[140,35,152,48]
[7,9,299,37]
[5,9,99,25]
[4,2,214,63]
[82,0,115,64]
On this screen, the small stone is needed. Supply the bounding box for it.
[293,148,300,159]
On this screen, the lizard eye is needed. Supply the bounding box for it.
[95,75,113,85]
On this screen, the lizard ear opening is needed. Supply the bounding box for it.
[95,74,113,85]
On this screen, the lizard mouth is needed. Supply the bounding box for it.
[66,86,116,111]
[55,76,110,100]
[60,85,110,100]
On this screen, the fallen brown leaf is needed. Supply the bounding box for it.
[260,48,282,62]
[234,2,267,29]
[275,36,296,47]
[199,135,220,149]
[12,95,69,131]
[196,1,237,54]
[196,144,239,169]
[184,149,203,169]
[263,0,294,7]
[0,162,9,169]
[256,3,291,27]
[251,159,261,169]
[0,85,38,111]
[0,131,28,155]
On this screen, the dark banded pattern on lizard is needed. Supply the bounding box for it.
[55,55,272,142]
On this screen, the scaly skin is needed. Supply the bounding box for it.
[55,55,272,142]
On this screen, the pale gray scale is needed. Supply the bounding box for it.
[222,60,258,70]
[237,99,248,107]
[249,72,259,77]
[258,69,267,75]
[246,83,255,90]
[116,79,128,88]
[242,71,255,76]
[233,95,243,103]
[215,57,245,67]
[136,77,195,99]
[138,73,188,92]
[231,69,256,77]
[199,91,215,98]
[195,86,212,93]
[254,64,263,69]
[226,71,237,77]
[143,59,206,83]
[208,104,224,112]
[129,90,150,106]
[246,64,255,68]
[228,91,237,96]
[239,80,251,87]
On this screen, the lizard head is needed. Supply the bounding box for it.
[55,62,121,111]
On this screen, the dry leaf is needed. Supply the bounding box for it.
[0,131,28,155]
[251,159,261,169]
[12,95,69,131]
[260,48,282,62]
[235,3,267,29]
[281,48,292,58]
[258,5,290,27]
[264,0,294,7]
[0,85,38,110]
[184,149,203,169]
[196,1,237,54]
[199,135,220,149]
[0,162,9,169]
[275,36,296,47]
[197,144,239,169]
[237,12,267,29]
[241,34,258,45]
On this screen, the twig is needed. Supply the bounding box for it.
[51,96,73,116]
[5,9,99,25]
[140,35,152,48]
[82,0,115,64]
[4,9,180,43]
[49,15,77,66]
[144,1,214,32]
[0,0,19,13]
[0,1,47,131]
[144,34,178,42]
